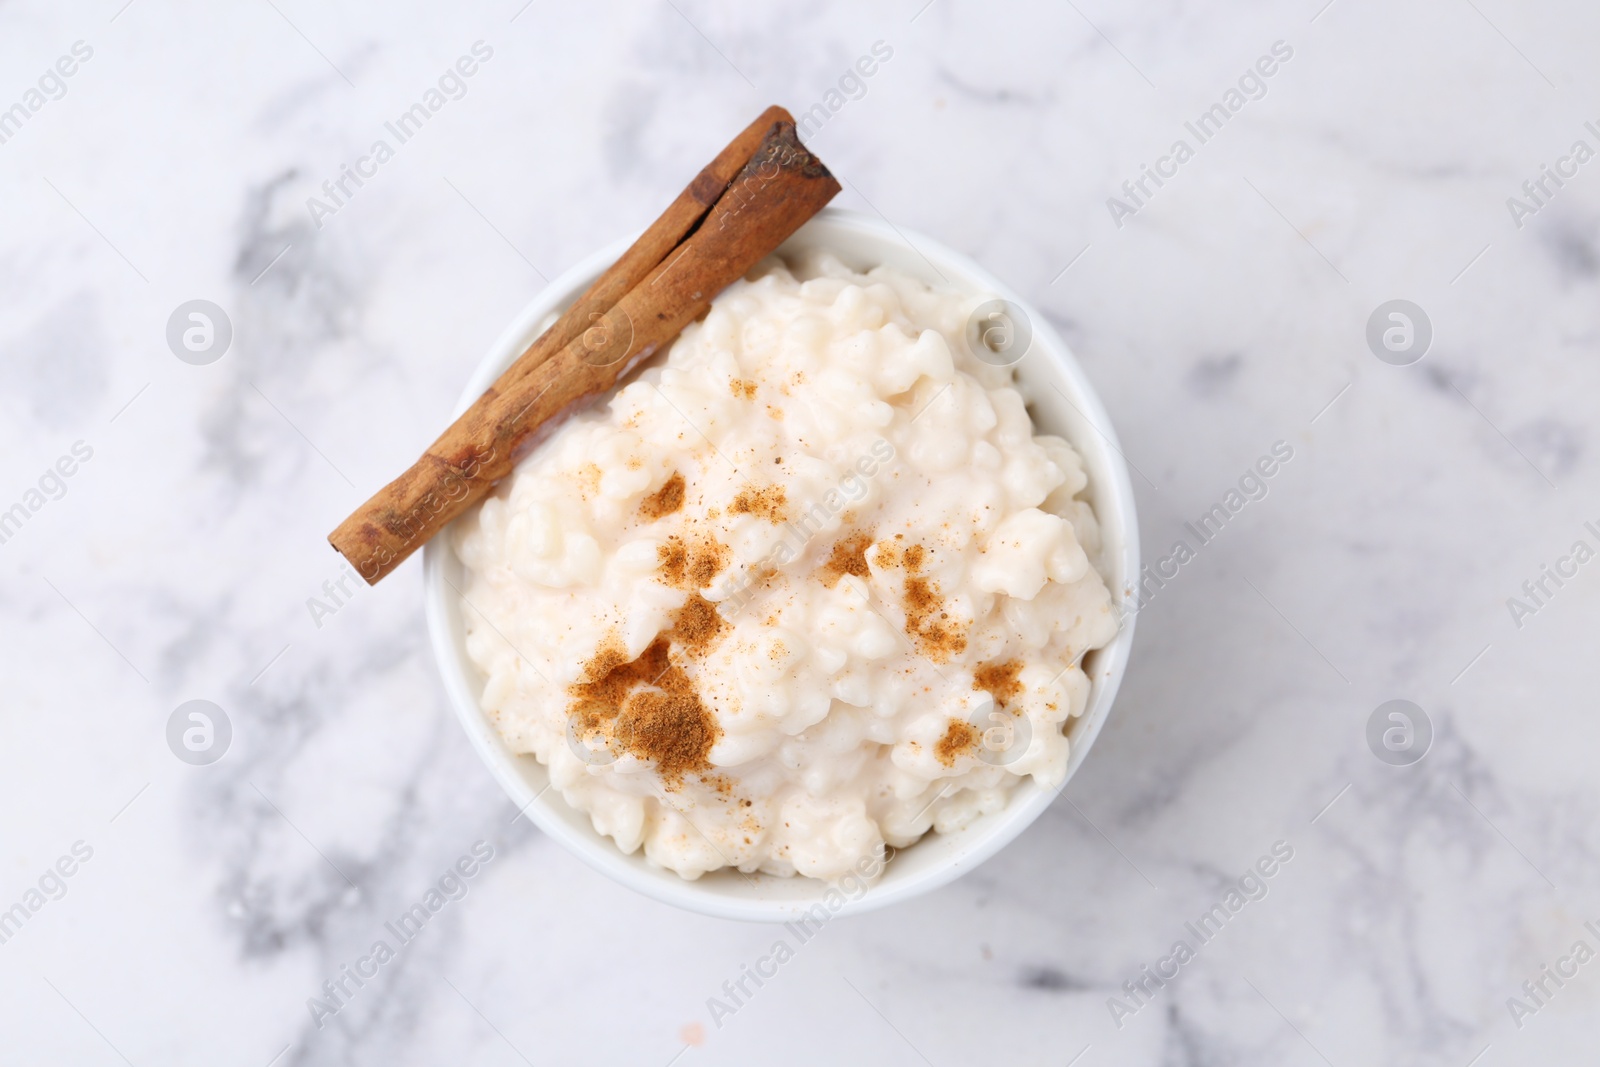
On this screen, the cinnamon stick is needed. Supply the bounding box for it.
[495,105,793,390]
[330,118,840,584]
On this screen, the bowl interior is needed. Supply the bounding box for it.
[424,208,1139,921]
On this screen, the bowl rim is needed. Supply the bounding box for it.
[423,207,1139,921]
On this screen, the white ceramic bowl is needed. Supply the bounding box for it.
[424,208,1139,921]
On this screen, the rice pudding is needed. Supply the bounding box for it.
[453,251,1118,881]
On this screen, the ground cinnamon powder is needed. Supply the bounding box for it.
[570,638,672,732]
[688,539,729,587]
[730,484,789,522]
[658,534,729,589]
[671,593,728,657]
[639,471,686,520]
[614,687,719,786]
[935,719,978,766]
[659,538,688,585]
[973,659,1023,708]
[873,538,901,569]
[817,532,872,586]
[568,635,723,788]
[899,542,967,662]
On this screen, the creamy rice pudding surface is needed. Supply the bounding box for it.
[453,251,1118,881]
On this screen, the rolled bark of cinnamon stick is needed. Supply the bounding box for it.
[330,119,840,584]
[495,105,793,390]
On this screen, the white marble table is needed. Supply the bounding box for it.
[3,1,1598,1063]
